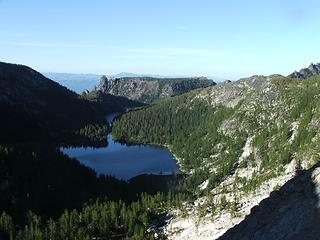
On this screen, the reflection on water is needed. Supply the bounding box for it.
[61,113,179,180]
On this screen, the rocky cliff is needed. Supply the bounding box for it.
[96,76,215,103]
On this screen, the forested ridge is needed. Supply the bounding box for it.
[112,91,245,195]
[112,75,320,221]
[0,193,177,240]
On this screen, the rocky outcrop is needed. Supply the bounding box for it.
[97,75,109,92]
[289,63,320,78]
[196,74,281,108]
[96,76,215,103]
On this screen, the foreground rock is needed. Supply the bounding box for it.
[165,158,296,240]
[219,162,320,240]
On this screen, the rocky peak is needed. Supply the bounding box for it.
[289,63,320,78]
[97,75,109,92]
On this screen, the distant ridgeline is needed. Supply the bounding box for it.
[42,72,102,94]
[96,75,215,103]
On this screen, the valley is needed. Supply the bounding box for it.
[1,61,320,239]
[2,2,319,239]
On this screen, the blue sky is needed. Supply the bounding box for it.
[1,0,320,79]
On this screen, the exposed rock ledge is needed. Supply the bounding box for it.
[164,160,296,240]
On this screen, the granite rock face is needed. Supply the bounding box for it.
[96,76,215,103]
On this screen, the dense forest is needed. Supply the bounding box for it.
[0,193,177,240]
[0,143,185,239]
[112,90,246,195]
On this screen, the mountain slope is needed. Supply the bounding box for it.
[97,76,215,103]
[0,62,104,142]
[112,74,320,239]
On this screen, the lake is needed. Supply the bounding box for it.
[60,113,180,180]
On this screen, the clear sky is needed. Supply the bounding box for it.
[1,0,320,79]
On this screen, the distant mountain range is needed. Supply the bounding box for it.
[42,72,102,93]
[43,72,223,93]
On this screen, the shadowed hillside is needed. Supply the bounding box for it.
[0,62,143,143]
[0,62,104,142]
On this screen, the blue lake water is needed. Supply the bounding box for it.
[60,113,179,180]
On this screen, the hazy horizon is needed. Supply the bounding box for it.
[1,0,320,79]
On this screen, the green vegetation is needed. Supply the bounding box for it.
[112,91,247,196]
[113,76,320,206]
[229,76,320,195]
[76,124,109,142]
[0,144,127,221]
[0,193,170,240]
[113,92,236,167]
[0,144,185,239]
